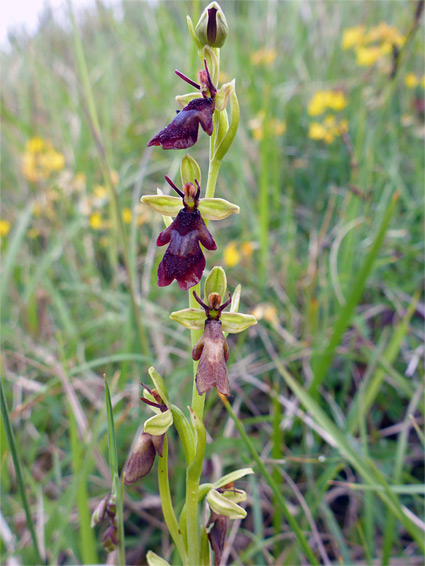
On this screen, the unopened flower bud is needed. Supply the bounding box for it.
[196,2,228,48]
[91,492,116,527]
[101,520,118,552]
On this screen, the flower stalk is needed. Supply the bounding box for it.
[92,4,256,565]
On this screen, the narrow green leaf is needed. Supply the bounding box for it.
[311,190,400,395]
[69,408,98,564]
[0,377,43,564]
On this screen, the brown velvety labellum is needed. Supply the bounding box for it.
[157,209,216,290]
[147,98,215,150]
[192,318,230,396]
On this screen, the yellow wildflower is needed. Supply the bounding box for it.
[422,76,425,88]
[99,236,109,248]
[251,48,277,66]
[94,185,108,199]
[308,122,328,140]
[326,91,348,112]
[365,22,404,47]
[122,207,132,224]
[21,137,65,182]
[405,73,419,89]
[308,115,348,144]
[40,148,65,172]
[90,212,103,230]
[0,220,11,237]
[308,91,329,116]
[308,90,347,117]
[25,137,45,153]
[223,241,240,267]
[342,26,365,50]
[241,241,254,258]
[355,45,384,66]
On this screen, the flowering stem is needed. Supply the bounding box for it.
[185,71,224,563]
[158,437,189,565]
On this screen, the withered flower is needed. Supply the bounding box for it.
[147,60,217,150]
[207,510,228,566]
[157,176,216,290]
[192,291,232,396]
[91,492,118,553]
[124,387,168,485]
[124,430,164,485]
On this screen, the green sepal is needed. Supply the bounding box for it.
[170,404,196,464]
[230,284,241,313]
[187,15,203,50]
[221,312,257,333]
[141,195,181,217]
[206,489,247,520]
[146,550,171,566]
[204,266,227,303]
[144,410,173,436]
[143,389,160,413]
[170,308,205,330]
[214,467,254,487]
[198,198,239,220]
[216,81,233,112]
[221,488,247,504]
[203,45,219,86]
[176,92,200,107]
[181,154,201,187]
[213,80,239,162]
[214,108,229,153]
[148,367,170,408]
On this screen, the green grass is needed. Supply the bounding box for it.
[1,1,424,564]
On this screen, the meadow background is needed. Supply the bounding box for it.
[1,0,424,564]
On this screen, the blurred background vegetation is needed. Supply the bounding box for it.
[1,1,424,564]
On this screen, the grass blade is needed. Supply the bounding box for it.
[104,376,125,565]
[273,360,425,552]
[69,406,99,564]
[310,190,400,395]
[0,376,43,564]
[221,396,320,565]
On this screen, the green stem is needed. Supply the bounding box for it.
[158,437,189,565]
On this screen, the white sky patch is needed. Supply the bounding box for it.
[0,0,121,49]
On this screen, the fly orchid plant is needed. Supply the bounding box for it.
[92,4,257,565]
